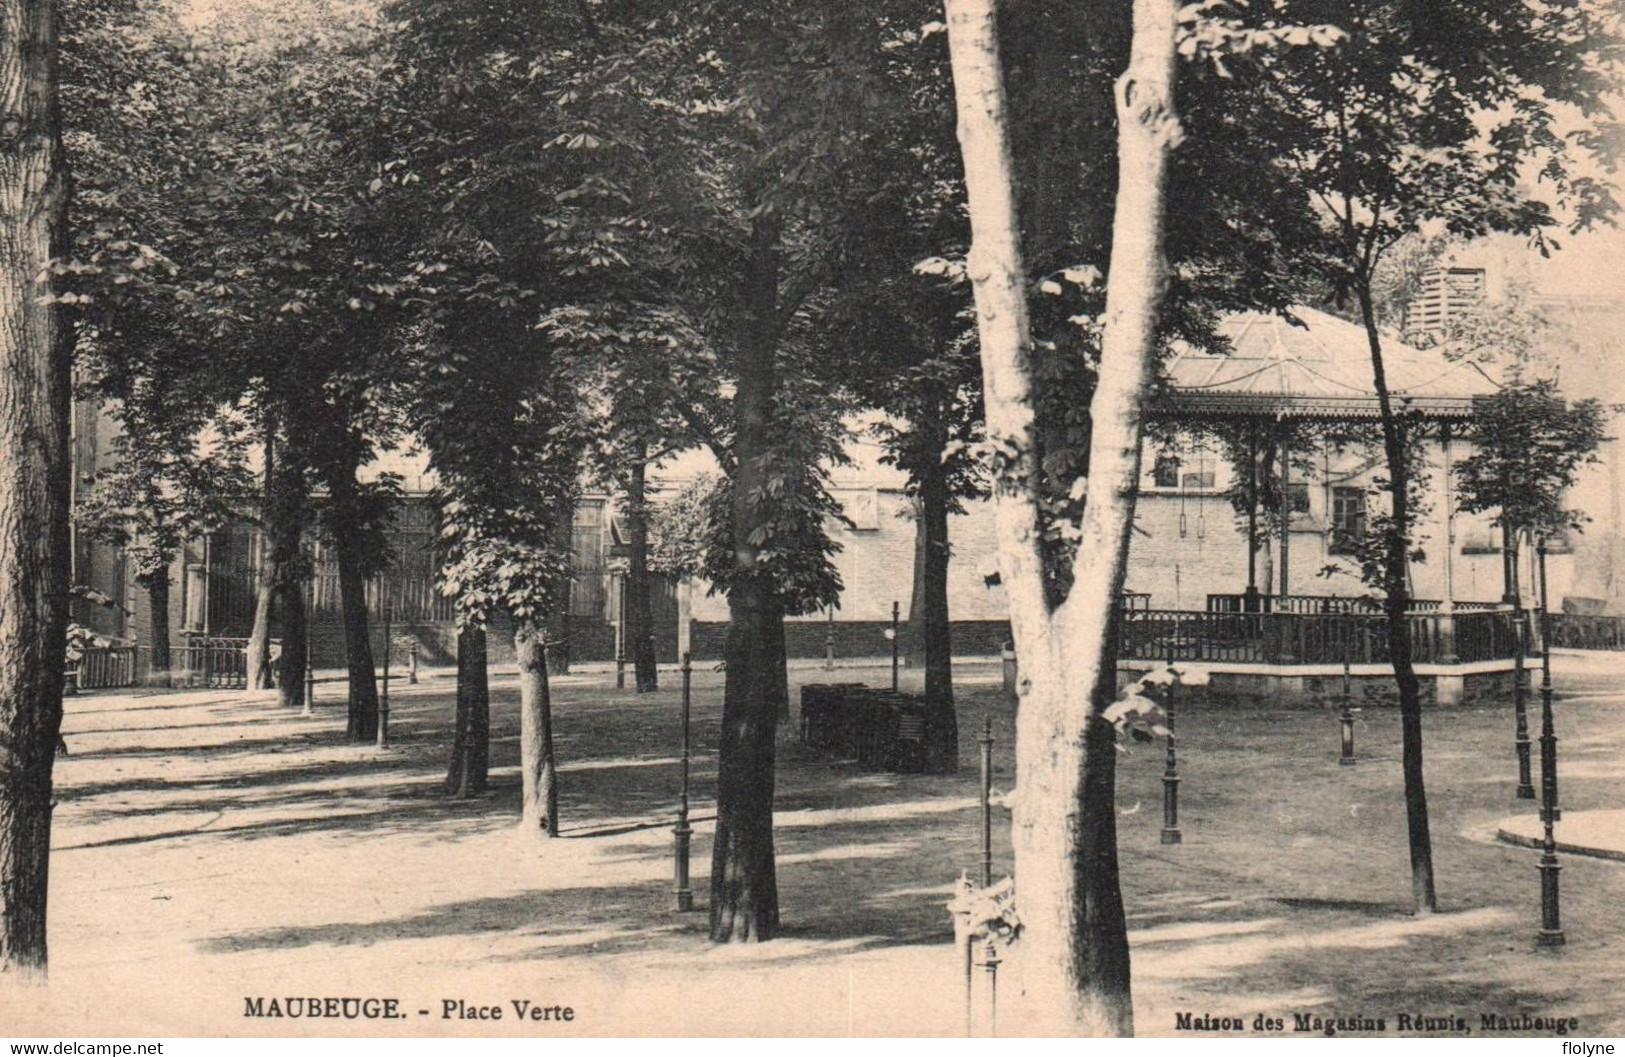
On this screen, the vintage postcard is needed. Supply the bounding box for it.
[2,0,1623,1042]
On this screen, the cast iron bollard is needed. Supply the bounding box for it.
[1339,656,1357,766]
[673,652,694,912]
[891,600,901,693]
[1536,536,1564,946]
[377,602,391,750]
[408,640,418,685]
[979,715,994,887]
[1161,651,1182,845]
[1514,600,1535,799]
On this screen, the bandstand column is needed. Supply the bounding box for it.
[1244,430,1260,611]
[1438,424,1458,665]
[1277,432,1290,599]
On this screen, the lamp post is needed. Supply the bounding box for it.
[1161,650,1182,844]
[673,652,694,912]
[1339,654,1357,766]
[1514,593,1535,800]
[377,586,390,750]
[825,605,835,670]
[978,715,994,887]
[1536,535,1564,947]
[616,575,627,690]
[303,575,315,717]
[1537,536,1560,823]
[891,600,900,693]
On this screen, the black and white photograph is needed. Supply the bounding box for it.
[1,0,1624,1041]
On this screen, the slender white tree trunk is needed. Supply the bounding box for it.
[943,0,1181,1034]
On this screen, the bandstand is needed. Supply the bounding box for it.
[1119,306,1528,707]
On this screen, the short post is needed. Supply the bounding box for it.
[376,599,391,750]
[1161,650,1182,845]
[1537,539,1565,947]
[1537,537,1560,823]
[951,873,975,1038]
[673,652,694,912]
[978,715,994,887]
[1339,654,1357,766]
[1514,602,1535,799]
[891,600,901,693]
[824,605,835,670]
[981,936,1001,1037]
[408,640,418,685]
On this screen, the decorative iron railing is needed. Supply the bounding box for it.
[1547,613,1625,651]
[1205,593,1504,616]
[69,645,139,690]
[1120,607,1526,666]
[172,637,251,690]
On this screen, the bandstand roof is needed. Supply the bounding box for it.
[1156,306,1502,422]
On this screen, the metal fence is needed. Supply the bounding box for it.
[69,645,139,691]
[1205,593,1503,615]
[172,637,252,690]
[1120,607,1524,666]
[1548,613,1625,651]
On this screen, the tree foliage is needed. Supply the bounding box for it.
[1457,380,1606,541]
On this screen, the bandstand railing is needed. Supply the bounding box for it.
[1205,592,1503,615]
[1120,607,1526,666]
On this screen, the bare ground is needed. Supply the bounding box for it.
[3,652,1624,1037]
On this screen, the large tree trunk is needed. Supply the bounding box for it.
[711,577,781,941]
[514,619,558,837]
[446,623,489,797]
[246,428,277,689]
[546,504,573,676]
[276,577,307,711]
[944,0,1179,1034]
[246,557,276,689]
[265,456,307,710]
[0,0,68,980]
[1357,282,1438,914]
[144,572,171,687]
[766,593,790,725]
[625,455,658,692]
[334,532,379,742]
[710,214,783,942]
[916,425,958,774]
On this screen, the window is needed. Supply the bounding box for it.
[1287,483,1310,514]
[1403,266,1487,340]
[1152,454,1180,488]
[1331,487,1366,555]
